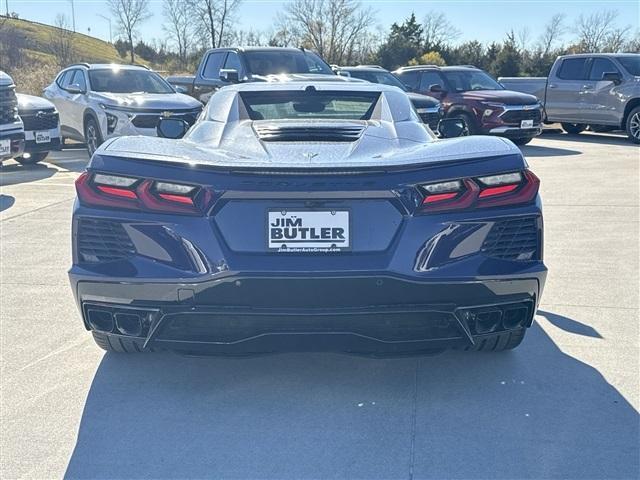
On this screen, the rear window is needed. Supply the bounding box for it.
[240,90,380,120]
[557,58,588,80]
[244,51,333,76]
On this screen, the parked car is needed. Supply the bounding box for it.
[70,79,546,355]
[166,47,335,103]
[394,65,543,145]
[335,65,443,131]
[0,71,24,164]
[499,53,640,143]
[43,63,203,156]
[14,93,61,164]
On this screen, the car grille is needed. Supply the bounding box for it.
[481,217,539,260]
[255,125,365,142]
[131,109,201,129]
[20,109,59,131]
[0,85,19,125]
[500,108,542,125]
[419,111,440,130]
[77,218,136,263]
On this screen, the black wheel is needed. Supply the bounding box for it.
[512,137,533,146]
[459,328,527,352]
[450,112,476,136]
[84,116,103,156]
[92,331,146,353]
[561,123,586,134]
[15,152,48,165]
[625,106,640,144]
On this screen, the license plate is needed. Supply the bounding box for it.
[35,131,51,144]
[268,210,350,252]
[520,119,534,129]
[0,139,10,156]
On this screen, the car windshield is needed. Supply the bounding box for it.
[244,51,333,76]
[442,70,504,92]
[240,90,380,120]
[88,69,174,94]
[618,56,640,76]
[344,70,407,91]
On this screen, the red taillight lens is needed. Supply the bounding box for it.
[75,172,208,215]
[419,170,539,213]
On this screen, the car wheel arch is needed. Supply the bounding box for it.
[623,98,640,128]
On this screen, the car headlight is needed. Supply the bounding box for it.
[105,112,118,133]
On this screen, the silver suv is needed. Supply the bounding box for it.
[44,64,203,155]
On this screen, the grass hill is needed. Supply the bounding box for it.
[0,17,149,95]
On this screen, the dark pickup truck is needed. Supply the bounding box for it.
[166,47,335,103]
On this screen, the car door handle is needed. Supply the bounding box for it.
[581,85,593,90]
[548,84,557,89]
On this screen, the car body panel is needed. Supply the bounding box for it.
[0,71,24,161]
[17,93,61,155]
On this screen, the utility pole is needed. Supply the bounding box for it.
[5,0,9,17]
[97,14,112,43]
[69,0,76,32]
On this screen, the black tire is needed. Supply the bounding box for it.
[92,331,146,353]
[460,328,527,352]
[512,137,533,146]
[84,116,103,157]
[625,106,640,144]
[449,112,476,136]
[561,122,586,134]
[15,152,48,165]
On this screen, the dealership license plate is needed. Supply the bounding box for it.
[520,119,534,129]
[35,131,51,144]
[268,210,350,252]
[0,139,10,156]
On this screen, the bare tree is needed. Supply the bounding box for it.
[49,13,75,67]
[575,10,630,52]
[188,0,242,49]
[422,11,460,51]
[538,13,565,56]
[107,0,151,63]
[163,0,191,67]
[276,0,375,65]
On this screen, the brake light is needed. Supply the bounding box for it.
[419,170,539,213]
[75,172,210,215]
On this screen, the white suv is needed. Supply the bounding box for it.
[44,64,203,156]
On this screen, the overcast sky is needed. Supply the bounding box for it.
[7,0,640,47]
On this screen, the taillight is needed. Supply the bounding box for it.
[419,169,539,213]
[75,172,211,215]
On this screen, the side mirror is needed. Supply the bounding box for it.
[174,85,188,94]
[66,84,85,94]
[220,69,239,83]
[602,71,622,85]
[429,84,445,93]
[438,118,466,138]
[157,117,188,139]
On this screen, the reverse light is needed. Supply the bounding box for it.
[477,172,522,186]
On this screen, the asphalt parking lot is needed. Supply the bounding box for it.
[1,132,638,479]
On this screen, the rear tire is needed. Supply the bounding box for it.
[512,137,533,146]
[84,116,103,157]
[625,106,640,144]
[460,328,527,352]
[92,331,145,353]
[561,123,586,134]
[15,152,48,165]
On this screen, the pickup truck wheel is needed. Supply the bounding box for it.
[15,152,48,165]
[625,107,640,144]
[84,117,103,156]
[512,137,532,146]
[450,112,475,135]
[561,123,586,134]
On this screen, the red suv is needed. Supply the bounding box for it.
[394,66,543,145]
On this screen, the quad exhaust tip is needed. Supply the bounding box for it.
[86,309,114,333]
[114,313,143,337]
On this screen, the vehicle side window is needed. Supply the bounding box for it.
[71,70,87,91]
[202,52,227,79]
[397,71,420,90]
[557,58,588,80]
[419,72,444,91]
[56,71,70,88]
[588,58,620,81]
[223,52,242,74]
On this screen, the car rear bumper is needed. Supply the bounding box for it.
[70,272,546,354]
